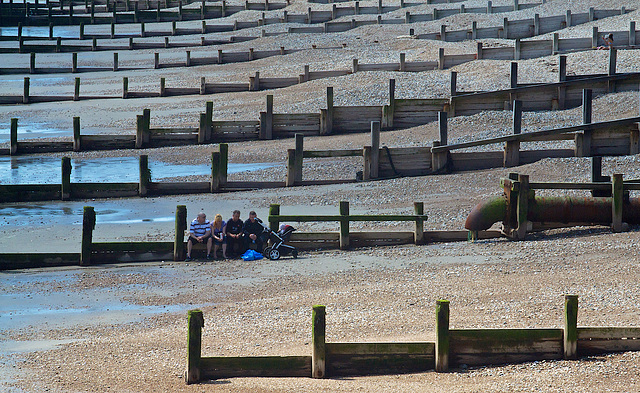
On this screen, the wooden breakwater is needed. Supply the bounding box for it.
[0,0,287,26]
[184,296,640,382]
[0,203,501,270]
[4,51,638,157]
[3,90,640,202]
[0,6,629,73]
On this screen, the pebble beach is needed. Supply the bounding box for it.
[2,0,640,391]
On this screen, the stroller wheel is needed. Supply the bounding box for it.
[265,247,280,260]
[292,249,298,259]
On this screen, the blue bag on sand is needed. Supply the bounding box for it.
[241,250,264,261]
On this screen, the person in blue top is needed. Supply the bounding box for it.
[211,213,228,259]
[186,212,212,261]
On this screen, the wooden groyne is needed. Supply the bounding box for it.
[0,202,500,270]
[184,296,640,382]
[2,88,640,202]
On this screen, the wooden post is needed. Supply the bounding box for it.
[139,154,150,196]
[324,87,334,135]
[294,133,303,185]
[73,116,81,152]
[399,52,405,72]
[414,202,424,245]
[450,72,457,97]
[174,205,187,261]
[505,100,521,167]
[185,309,204,384]
[73,77,80,101]
[8,118,18,155]
[576,89,592,157]
[286,149,296,187]
[435,299,450,372]
[79,23,84,39]
[510,62,518,89]
[23,77,29,104]
[205,101,213,140]
[339,201,349,250]
[210,151,220,192]
[113,52,118,71]
[630,21,636,47]
[472,21,478,40]
[136,115,145,148]
[592,26,598,48]
[249,71,260,91]
[80,206,95,265]
[612,173,623,232]
[516,174,529,239]
[362,146,371,181]
[558,55,566,82]
[141,22,145,37]
[438,47,444,70]
[438,112,447,146]
[565,9,572,27]
[122,77,128,99]
[609,48,617,76]
[370,121,380,179]
[154,52,159,69]
[312,305,326,378]
[160,77,166,97]
[269,204,280,232]
[198,113,206,144]
[383,79,395,129]
[533,13,540,36]
[219,143,228,186]
[514,39,521,60]
[552,33,559,54]
[563,295,578,360]
[30,52,35,74]
[260,94,273,139]
[588,7,594,22]
[61,157,72,200]
[186,50,191,67]
[486,0,492,13]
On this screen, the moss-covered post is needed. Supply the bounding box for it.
[10,118,18,155]
[339,201,350,250]
[210,151,220,192]
[286,149,296,187]
[205,101,213,140]
[73,116,81,152]
[219,143,228,186]
[515,174,529,240]
[563,294,578,360]
[139,154,150,196]
[414,202,425,245]
[435,299,450,372]
[122,76,128,99]
[81,206,95,265]
[72,52,78,73]
[61,157,72,200]
[362,146,371,181]
[312,305,326,378]
[612,173,623,232]
[135,114,145,148]
[185,309,204,384]
[174,205,187,261]
[269,203,280,232]
[198,113,207,144]
[30,52,36,74]
[259,94,273,140]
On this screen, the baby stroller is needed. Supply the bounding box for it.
[262,224,298,260]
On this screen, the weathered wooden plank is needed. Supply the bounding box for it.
[200,356,311,379]
[0,253,80,270]
[303,149,362,158]
[308,70,350,80]
[290,232,340,241]
[578,339,640,356]
[327,342,434,355]
[519,149,575,164]
[148,182,210,194]
[578,327,640,340]
[450,151,504,171]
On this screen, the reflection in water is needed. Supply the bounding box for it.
[0,156,276,184]
[0,25,79,38]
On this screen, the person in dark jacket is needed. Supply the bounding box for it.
[224,210,244,257]
[243,211,265,253]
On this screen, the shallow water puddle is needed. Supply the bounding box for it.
[0,156,276,184]
[0,123,71,142]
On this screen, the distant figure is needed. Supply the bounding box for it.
[598,33,614,50]
[243,211,265,253]
[186,212,212,261]
[211,213,228,259]
[225,210,244,258]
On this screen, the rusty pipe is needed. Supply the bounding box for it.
[465,196,640,231]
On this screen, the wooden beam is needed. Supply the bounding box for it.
[80,206,95,266]
[174,205,187,261]
[563,294,578,360]
[339,201,349,250]
[435,299,450,372]
[185,309,204,384]
[312,305,326,378]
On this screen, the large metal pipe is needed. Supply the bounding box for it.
[465,196,640,231]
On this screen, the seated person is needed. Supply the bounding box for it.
[598,33,614,50]
[186,212,212,261]
[211,213,228,259]
[243,210,265,253]
[224,210,244,257]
